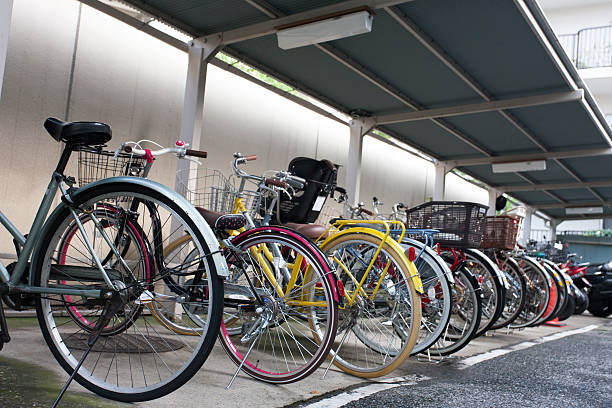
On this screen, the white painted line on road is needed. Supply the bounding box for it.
[458,324,599,370]
[301,375,430,408]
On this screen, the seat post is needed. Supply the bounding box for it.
[55,143,74,175]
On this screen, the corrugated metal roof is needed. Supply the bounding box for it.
[114,0,612,220]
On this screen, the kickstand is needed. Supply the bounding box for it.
[51,291,123,408]
[226,330,262,390]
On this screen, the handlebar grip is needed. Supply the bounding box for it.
[245,155,257,161]
[186,149,207,158]
[266,178,287,188]
[361,209,374,216]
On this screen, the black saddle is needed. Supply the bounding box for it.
[44,117,112,146]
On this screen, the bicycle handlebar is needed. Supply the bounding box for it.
[122,143,207,159]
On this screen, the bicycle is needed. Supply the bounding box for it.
[0,118,226,404]
[160,152,340,385]
[226,159,423,378]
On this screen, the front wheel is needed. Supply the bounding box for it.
[218,229,339,384]
[33,182,223,402]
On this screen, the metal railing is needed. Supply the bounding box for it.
[559,25,612,69]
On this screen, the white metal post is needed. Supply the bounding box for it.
[346,118,373,206]
[175,37,222,195]
[433,163,449,201]
[520,207,534,246]
[550,219,557,242]
[170,37,221,320]
[488,189,498,216]
[0,0,13,99]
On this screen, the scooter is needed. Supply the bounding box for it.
[569,257,612,318]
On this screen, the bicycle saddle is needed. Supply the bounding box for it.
[196,207,247,231]
[44,117,112,146]
[284,222,328,240]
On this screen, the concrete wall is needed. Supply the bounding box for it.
[0,0,487,255]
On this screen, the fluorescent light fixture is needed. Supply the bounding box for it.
[277,10,373,50]
[491,160,546,173]
[565,206,604,215]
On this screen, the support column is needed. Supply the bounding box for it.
[169,37,221,321]
[0,0,13,99]
[433,163,449,201]
[550,219,558,242]
[487,189,499,216]
[346,118,374,206]
[174,36,222,196]
[520,207,534,246]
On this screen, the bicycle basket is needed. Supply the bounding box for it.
[480,216,522,250]
[78,146,146,187]
[405,201,488,248]
[177,168,261,217]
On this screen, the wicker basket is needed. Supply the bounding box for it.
[480,216,522,250]
[176,168,261,217]
[405,201,488,248]
[78,146,146,187]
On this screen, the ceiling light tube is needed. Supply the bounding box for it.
[565,206,603,215]
[492,160,546,173]
[277,10,373,50]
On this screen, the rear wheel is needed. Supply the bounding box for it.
[319,232,421,377]
[34,183,223,402]
[510,257,550,329]
[490,254,526,330]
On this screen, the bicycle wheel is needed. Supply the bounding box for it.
[57,207,152,336]
[463,249,505,337]
[531,262,563,326]
[400,238,452,355]
[427,266,482,356]
[33,181,223,402]
[218,228,339,384]
[509,256,550,329]
[319,232,421,378]
[490,254,526,330]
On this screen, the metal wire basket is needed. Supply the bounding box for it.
[405,201,488,248]
[78,146,146,187]
[176,168,261,217]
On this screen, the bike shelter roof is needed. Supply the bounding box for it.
[85,0,612,221]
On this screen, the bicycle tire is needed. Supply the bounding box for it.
[489,254,527,330]
[509,256,550,329]
[33,181,223,402]
[427,266,482,356]
[319,232,421,378]
[218,227,339,384]
[463,249,505,337]
[400,238,453,355]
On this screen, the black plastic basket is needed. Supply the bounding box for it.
[405,201,488,248]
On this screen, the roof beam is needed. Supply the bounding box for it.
[80,0,188,51]
[502,180,612,192]
[194,0,413,46]
[374,90,583,125]
[534,201,612,209]
[446,147,612,167]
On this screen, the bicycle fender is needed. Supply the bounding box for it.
[319,228,424,294]
[47,176,228,278]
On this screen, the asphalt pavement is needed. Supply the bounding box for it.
[0,314,609,407]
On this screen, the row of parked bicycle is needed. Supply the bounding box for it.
[0,118,609,405]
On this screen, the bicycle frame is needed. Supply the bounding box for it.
[0,171,103,297]
[317,219,424,307]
